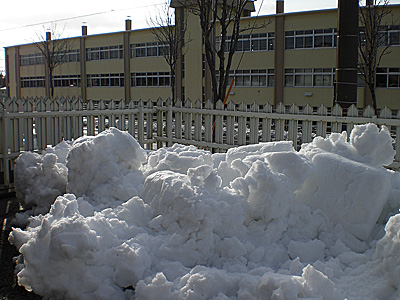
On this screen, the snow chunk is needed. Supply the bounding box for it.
[67,127,147,206]
[14,141,71,210]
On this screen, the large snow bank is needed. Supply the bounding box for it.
[9,123,400,300]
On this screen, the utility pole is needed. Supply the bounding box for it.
[335,0,359,109]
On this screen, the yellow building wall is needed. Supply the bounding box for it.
[284,9,337,31]
[5,5,400,107]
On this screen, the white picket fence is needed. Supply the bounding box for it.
[2,97,400,188]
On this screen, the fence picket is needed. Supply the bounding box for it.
[331,104,343,133]
[316,104,328,138]
[261,102,272,142]
[238,102,246,145]
[288,104,299,149]
[302,104,313,144]
[184,99,193,142]
[249,103,259,144]
[347,104,359,136]
[275,103,285,141]
[215,100,224,150]
[226,101,235,145]
[194,99,202,142]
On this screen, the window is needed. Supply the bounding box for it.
[134,73,147,87]
[313,68,333,87]
[237,35,251,52]
[147,72,158,86]
[376,67,400,88]
[87,74,124,87]
[285,28,337,50]
[21,76,45,88]
[251,33,275,51]
[66,49,80,62]
[131,72,171,87]
[285,68,335,87]
[294,68,313,87]
[86,45,123,61]
[389,26,400,46]
[295,30,314,48]
[146,42,159,57]
[159,72,171,87]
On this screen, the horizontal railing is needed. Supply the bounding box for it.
[2,97,400,188]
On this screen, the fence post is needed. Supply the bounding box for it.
[1,105,10,187]
[166,98,173,147]
[184,99,193,142]
[157,98,164,149]
[138,99,144,147]
[237,102,246,145]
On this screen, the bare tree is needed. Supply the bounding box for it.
[181,0,260,103]
[33,24,72,98]
[148,1,191,102]
[358,0,397,112]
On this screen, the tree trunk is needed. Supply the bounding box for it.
[49,68,54,98]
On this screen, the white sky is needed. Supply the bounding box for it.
[1,0,400,74]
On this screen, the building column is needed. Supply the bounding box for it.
[14,47,21,98]
[175,7,184,101]
[274,0,285,106]
[80,25,87,102]
[124,19,132,102]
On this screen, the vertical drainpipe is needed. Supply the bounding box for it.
[335,0,359,109]
[124,19,132,102]
[274,0,285,106]
[80,25,87,102]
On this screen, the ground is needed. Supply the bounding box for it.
[0,191,42,300]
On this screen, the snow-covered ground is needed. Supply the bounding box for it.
[9,123,400,300]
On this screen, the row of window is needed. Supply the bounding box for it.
[19,68,400,89]
[86,46,123,61]
[87,73,125,87]
[285,29,337,50]
[18,26,400,66]
[54,75,81,87]
[131,42,169,58]
[376,67,400,88]
[360,25,400,47]
[20,73,172,88]
[132,72,171,87]
[227,69,275,87]
[20,50,80,66]
[216,33,275,52]
[285,68,335,87]
[21,76,45,88]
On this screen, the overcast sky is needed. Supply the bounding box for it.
[1,0,400,74]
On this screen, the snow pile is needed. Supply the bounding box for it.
[9,123,400,300]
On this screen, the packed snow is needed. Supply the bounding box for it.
[9,124,400,300]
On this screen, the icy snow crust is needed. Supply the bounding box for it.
[9,124,400,299]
